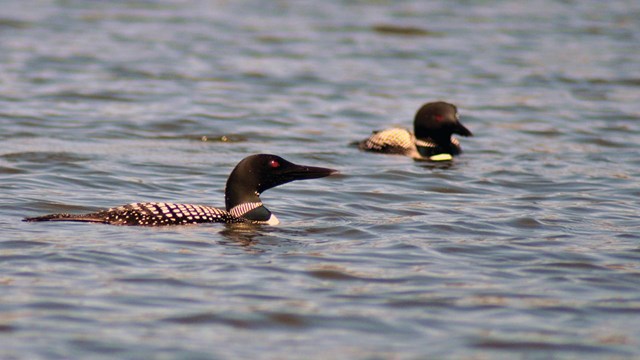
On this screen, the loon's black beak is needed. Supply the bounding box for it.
[283,164,338,181]
[454,122,473,137]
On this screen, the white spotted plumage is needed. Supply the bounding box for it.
[97,202,242,226]
[362,128,415,153]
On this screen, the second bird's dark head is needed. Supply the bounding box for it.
[225,154,337,210]
[413,101,473,142]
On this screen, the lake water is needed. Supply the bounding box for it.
[1,1,640,358]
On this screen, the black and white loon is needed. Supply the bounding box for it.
[358,101,473,160]
[23,154,337,226]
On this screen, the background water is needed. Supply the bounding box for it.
[1,0,639,358]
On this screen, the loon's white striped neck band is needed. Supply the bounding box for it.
[229,202,280,225]
[229,202,264,218]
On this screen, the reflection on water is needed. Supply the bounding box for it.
[218,225,266,249]
[1,0,640,358]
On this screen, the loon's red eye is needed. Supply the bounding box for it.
[269,160,280,168]
[434,114,444,122]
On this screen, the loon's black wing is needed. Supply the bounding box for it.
[24,202,244,226]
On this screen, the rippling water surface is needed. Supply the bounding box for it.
[2,1,640,358]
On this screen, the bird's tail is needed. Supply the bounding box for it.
[23,213,104,223]
[348,140,362,148]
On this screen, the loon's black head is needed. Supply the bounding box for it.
[224,154,337,211]
[413,102,472,146]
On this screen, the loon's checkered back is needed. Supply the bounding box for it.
[24,202,243,226]
[359,128,416,155]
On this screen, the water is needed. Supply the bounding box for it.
[1,0,640,358]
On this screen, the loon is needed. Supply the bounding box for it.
[23,154,337,226]
[357,101,473,160]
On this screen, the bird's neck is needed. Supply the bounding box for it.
[419,131,452,147]
[225,189,275,223]
[225,182,261,212]
[224,169,278,223]
[416,133,460,155]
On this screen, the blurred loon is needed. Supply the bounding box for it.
[357,101,472,160]
[23,154,337,226]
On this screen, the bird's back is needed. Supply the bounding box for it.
[24,202,243,226]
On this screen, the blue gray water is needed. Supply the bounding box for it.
[1,1,640,358]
